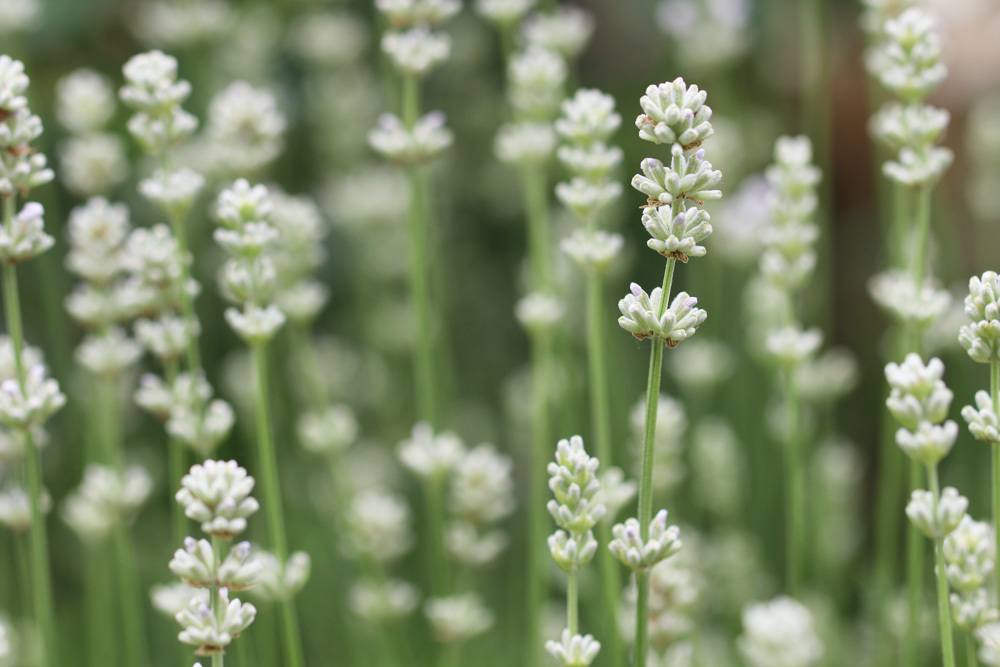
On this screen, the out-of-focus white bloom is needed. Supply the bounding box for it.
[175,587,255,655]
[59,133,128,197]
[476,0,535,25]
[595,467,636,521]
[796,348,859,403]
[369,111,453,164]
[712,174,770,266]
[872,8,947,102]
[556,88,620,144]
[0,201,53,264]
[297,405,358,456]
[176,460,259,539]
[0,364,65,429]
[65,197,130,285]
[349,578,419,621]
[657,0,751,70]
[0,485,50,531]
[450,444,515,523]
[953,589,997,633]
[248,550,310,602]
[608,510,682,572]
[545,629,601,666]
[509,47,566,119]
[516,291,564,332]
[288,11,369,66]
[739,596,822,667]
[119,50,197,154]
[870,269,951,329]
[907,487,968,539]
[0,0,38,32]
[561,229,623,272]
[445,520,508,566]
[645,538,702,649]
[691,418,742,519]
[132,0,231,48]
[140,168,205,218]
[618,283,707,346]
[382,27,451,77]
[668,338,734,394]
[960,271,1000,364]
[963,390,1000,445]
[884,145,953,186]
[979,622,1000,666]
[523,6,594,60]
[398,422,466,479]
[944,516,994,596]
[376,0,461,27]
[55,69,116,134]
[343,489,413,563]
[764,326,822,367]
[205,82,285,176]
[870,103,949,153]
[895,420,958,467]
[495,121,556,165]
[135,314,196,364]
[630,394,687,494]
[136,372,234,455]
[555,178,622,222]
[76,327,142,377]
[225,304,286,344]
[425,593,494,643]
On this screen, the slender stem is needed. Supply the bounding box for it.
[165,206,202,374]
[425,474,447,595]
[406,165,438,426]
[910,185,932,289]
[166,358,187,547]
[85,545,115,666]
[905,458,925,667]
[2,194,57,667]
[527,327,552,667]
[566,571,578,635]
[113,522,147,667]
[928,465,957,667]
[634,257,677,667]
[212,535,225,667]
[251,342,304,667]
[967,631,980,667]
[784,367,805,594]
[522,165,553,290]
[992,361,1000,604]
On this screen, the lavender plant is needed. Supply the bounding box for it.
[0,54,60,667]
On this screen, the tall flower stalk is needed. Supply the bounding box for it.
[553,87,625,665]
[888,354,963,667]
[214,180,304,667]
[866,10,953,660]
[617,77,717,666]
[545,436,604,667]
[0,54,61,667]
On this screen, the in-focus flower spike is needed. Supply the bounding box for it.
[608,509,681,572]
[631,146,722,207]
[635,78,713,149]
[895,421,958,467]
[962,391,1000,445]
[738,596,823,667]
[960,272,1000,364]
[175,460,259,539]
[546,435,605,571]
[0,202,53,264]
[641,205,712,262]
[885,354,953,430]
[0,55,54,198]
[907,487,968,539]
[175,587,256,656]
[618,284,707,347]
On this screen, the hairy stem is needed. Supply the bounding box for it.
[251,342,304,667]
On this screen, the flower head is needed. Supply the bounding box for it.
[739,596,823,667]
[545,629,601,667]
[608,509,682,572]
[618,284,707,346]
[176,460,259,539]
[636,78,713,149]
[907,487,968,539]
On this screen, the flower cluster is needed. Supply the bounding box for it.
[169,460,258,657]
[618,78,717,347]
[447,443,515,567]
[960,272,1000,365]
[269,189,330,325]
[547,435,605,572]
[523,6,594,61]
[555,88,624,272]
[884,354,957,467]
[907,487,968,540]
[869,268,950,331]
[944,517,997,632]
[608,509,682,572]
[214,179,286,344]
[0,56,54,259]
[135,371,234,456]
[119,50,197,155]
[738,596,823,667]
[55,69,127,196]
[204,81,286,177]
[868,8,952,187]
[62,464,152,542]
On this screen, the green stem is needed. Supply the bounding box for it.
[113,523,147,667]
[634,258,677,667]
[784,367,805,594]
[85,545,115,666]
[905,458,925,667]
[910,185,932,289]
[928,466,957,667]
[251,342,304,667]
[165,206,202,374]
[992,361,1000,604]
[522,165,552,290]
[425,475,447,595]
[527,328,552,667]
[2,198,58,667]
[584,269,623,664]
[967,632,980,667]
[211,535,225,667]
[406,165,438,426]
[566,571,578,635]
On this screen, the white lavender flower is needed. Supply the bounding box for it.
[515,291,564,332]
[0,57,53,197]
[55,68,116,134]
[796,348,859,403]
[547,435,604,571]
[873,8,947,102]
[170,538,261,591]
[425,593,494,643]
[132,0,231,48]
[944,516,994,596]
[764,326,822,367]
[555,178,622,221]
[495,121,556,165]
[631,146,722,206]
[545,629,601,667]
[657,0,751,69]
[398,422,466,478]
[952,589,997,633]
[508,47,566,119]
[0,202,53,264]
[636,78,713,148]
[450,444,515,523]
[895,420,958,467]
[907,487,968,539]
[62,464,152,541]
[382,27,451,77]
[962,391,1000,445]
[349,578,418,621]
[369,111,453,164]
[0,485,50,532]
[668,338,734,395]
[641,205,712,261]
[475,0,535,26]
[176,460,259,539]
[59,133,128,197]
[738,596,823,667]
[76,327,142,377]
[560,230,623,272]
[523,6,594,60]
[135,372,234,455]
[135,314,196,364]
[0,0,38,32]
[376,0,461,28]
[139,168,205,218]
[151,582,208,619]
[980,622,1000,666]
[0,364,65,429]
[960,272,1000,364]
[119,50,197,154]
[205,82,285,175]
[608,510,682,572]
[445,521,508,566]
[884,354,952,430]
[618,284,707,346]
[595,467,637,521]
[297,405,358,456]
[869,269,950,329]
[343,489,413,563]
[175,587,255,655]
